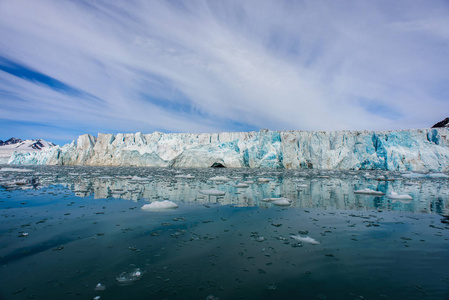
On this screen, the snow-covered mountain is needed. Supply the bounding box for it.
[0,138,56,163]
[8,128,449,172]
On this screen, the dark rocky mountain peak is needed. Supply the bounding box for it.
[0,137,23,146]
[432,117,449,128]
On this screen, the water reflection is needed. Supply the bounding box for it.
[1,165,448,214]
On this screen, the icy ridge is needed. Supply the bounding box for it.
[8,128,449,171]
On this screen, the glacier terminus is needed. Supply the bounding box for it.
[8,128,449,172]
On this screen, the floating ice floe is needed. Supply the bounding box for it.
[402,172,449,179]
[199,189,226,196]
[131,176,149,181]
[257,178,271,182]
[272,199,292,206]
[94,283,106,291]
[386,192,413,200]
[427,173,449,179]
[175,174,195,179]
[290,235,320,245]
[12,179,29,186]
[0,167,34,172]
[116,268,143,285]
[209,176,230,181]
[141,200,178,211]
[233,183,249,188]
[262,197,292,206]
[354,189,385,196]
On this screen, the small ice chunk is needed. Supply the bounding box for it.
[262,197,289,202]
[18,232,29,237]
[209,176,230,181]
[94,283,106,291]
[386,192,413,200]
[131,176,149,181]
[272,199,292,206]
[257,178,271,182]
[175,174,195,178]
[93,296,101,300]
[116,268,143,285]
[354,189,385,196]
[290,235,320,245]
[233,183,249,188]
[199,189,226,196]
[0,168,34,172]
[141,201,178,211]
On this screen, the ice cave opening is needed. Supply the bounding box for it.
[210,162,226,168]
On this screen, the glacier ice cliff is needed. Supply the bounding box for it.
[8,128,449,171]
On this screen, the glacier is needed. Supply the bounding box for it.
[7,128,449,171]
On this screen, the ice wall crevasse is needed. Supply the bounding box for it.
[8,128,449,171]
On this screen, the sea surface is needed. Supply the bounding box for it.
[0,165,448,299]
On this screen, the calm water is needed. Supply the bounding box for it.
[0,165,448,300]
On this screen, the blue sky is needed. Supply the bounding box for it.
[0,0,448,145]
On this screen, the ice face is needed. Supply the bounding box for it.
[7,128,449,172]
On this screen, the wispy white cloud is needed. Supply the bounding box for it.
[0,0,448,144]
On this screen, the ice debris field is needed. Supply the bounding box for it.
[1,165,449,299]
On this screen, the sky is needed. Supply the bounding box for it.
[0,0,448,145]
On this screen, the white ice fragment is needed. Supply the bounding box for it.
[354,189,385,196]
[14,179,29,186]
[131,176,149,181]
[116,268,143,285]
[141,200,178,211]
[272,199,292,206]
[209,176,230,181]
[93,296,101,300]
[261,197,289,202]
[0,168,33,172]
[175,174,195,178]
[257,178,271,182]
[94,283,106,291]
[199,189,226,196]
[290,235,320,245]
[386,192,413,200]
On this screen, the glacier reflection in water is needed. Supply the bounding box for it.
[1,165,449,300]
[1,165,448,214]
